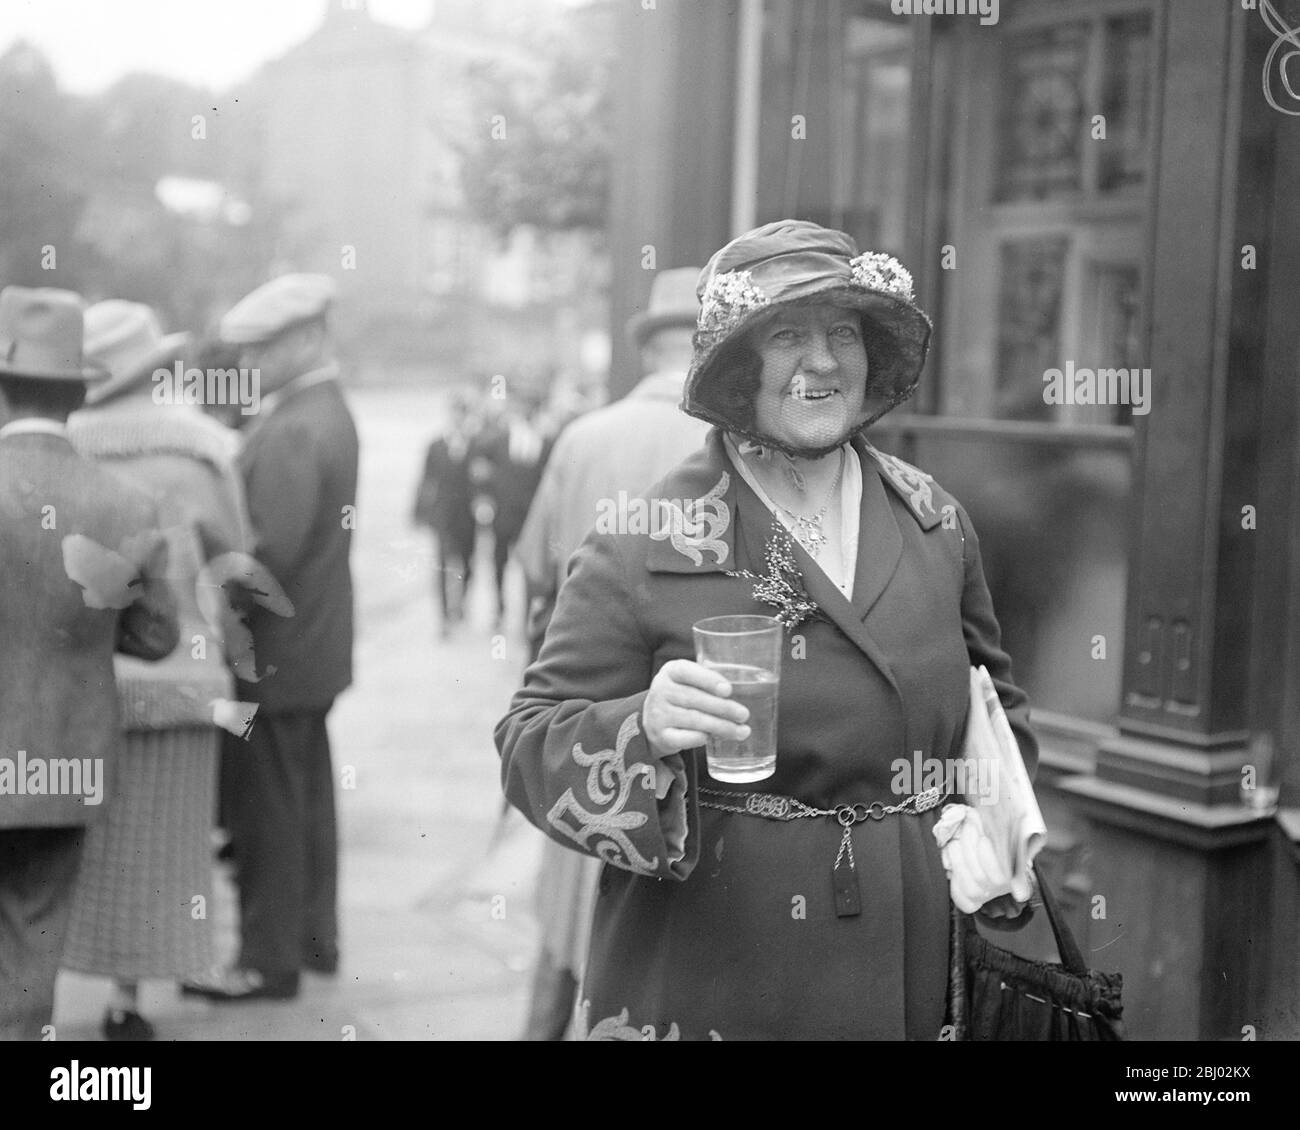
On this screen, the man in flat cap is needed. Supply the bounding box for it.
[0,286,179,1038]
[188,274,358,1001]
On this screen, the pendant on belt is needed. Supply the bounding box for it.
[831,804,868,918]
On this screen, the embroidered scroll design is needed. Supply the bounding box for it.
[575,1000,723,1041]
[546,712,660,876]
[865,444,936,518]
[649,471,731,566]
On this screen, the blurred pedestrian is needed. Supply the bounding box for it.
[512,267,709,1039]
[0,287,179,1040]
[60,301,251,1041]
[477,389,551,631]
[185,274,358,1002]
[413,390,479,634]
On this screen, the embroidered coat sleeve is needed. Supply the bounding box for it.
[495,530,699,881]
[955,502,1039,781]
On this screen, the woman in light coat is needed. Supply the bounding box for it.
[62,302,251,1040]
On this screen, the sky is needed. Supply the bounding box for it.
[0,0,439,94]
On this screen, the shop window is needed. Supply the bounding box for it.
[907,0,1158,726]
[996,23,1089,203]
[756,0,912,254]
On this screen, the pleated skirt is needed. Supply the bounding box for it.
[62,727,216,980]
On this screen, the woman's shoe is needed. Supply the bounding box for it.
[103,1009,156,1041]
[180,966,299,1002]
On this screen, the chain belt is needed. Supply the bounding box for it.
[698,785,946,919]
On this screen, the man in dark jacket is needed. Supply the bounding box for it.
[0,287,179,1039]
[189,274,358,1002]
[413,392,478,633]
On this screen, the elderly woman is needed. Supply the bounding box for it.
[61,302,251,1040]
[495,219,1037,1040]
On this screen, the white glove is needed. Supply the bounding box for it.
[932,803,1014,915]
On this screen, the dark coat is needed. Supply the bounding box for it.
[413,434,476,551]
[495,429,1036,1040]
[475,421,551,543]
[236,378,357,711]
[0,430,179,828]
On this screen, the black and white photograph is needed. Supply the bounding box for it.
[0,0,1297,1095]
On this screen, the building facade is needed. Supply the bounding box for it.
[608,0,1300,1039]
[249,0,606,385]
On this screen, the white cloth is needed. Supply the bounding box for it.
[723,435,862,598]
[0,418,68,440]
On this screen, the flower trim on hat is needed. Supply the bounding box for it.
[697,269,770,343]
[849,252,914,302]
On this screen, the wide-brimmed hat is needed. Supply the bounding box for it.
[682,219,932,448]
[0,286,108,382]
[83,300,191,406]
[626,267,702,348]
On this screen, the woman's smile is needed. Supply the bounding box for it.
[791,384,839,402]
[745,304,869,451]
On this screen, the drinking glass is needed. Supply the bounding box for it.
[692,615,782,783]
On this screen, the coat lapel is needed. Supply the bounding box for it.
[645,429,739,576]
[729,451,904,702]
[645,431,918,701]
[847,435,903,621]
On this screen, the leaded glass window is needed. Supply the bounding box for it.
[996,23,1089,202]
[995,236,1070,419]
[1098,14,1154,192]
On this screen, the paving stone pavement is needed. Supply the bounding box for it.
[51,386,548,1042]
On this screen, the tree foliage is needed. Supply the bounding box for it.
[0,43,96,289]
[0,41,278,332]
[456,30,613,237]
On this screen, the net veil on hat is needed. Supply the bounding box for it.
[682,219,933,456]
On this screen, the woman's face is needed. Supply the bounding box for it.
[745,304,870,452]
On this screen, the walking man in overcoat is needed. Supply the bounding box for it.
[0,286,179,1039]
[189,274,358,1001]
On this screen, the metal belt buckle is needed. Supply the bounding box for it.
[914,786,942,814]
[745,793,791,820]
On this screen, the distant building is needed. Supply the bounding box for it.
[248,0,606,385]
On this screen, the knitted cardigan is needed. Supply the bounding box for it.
[67,401,247,731]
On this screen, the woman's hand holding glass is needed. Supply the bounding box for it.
[642,659,751,759]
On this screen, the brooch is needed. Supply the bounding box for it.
[725,521,820,630]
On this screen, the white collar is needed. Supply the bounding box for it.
[256,362,338,420]
[0,418,68,440]
[724,434,862,598]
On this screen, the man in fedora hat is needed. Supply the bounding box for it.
[0,286,179,1039]
[185,274,357,1002]
[512,266,710,1038]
